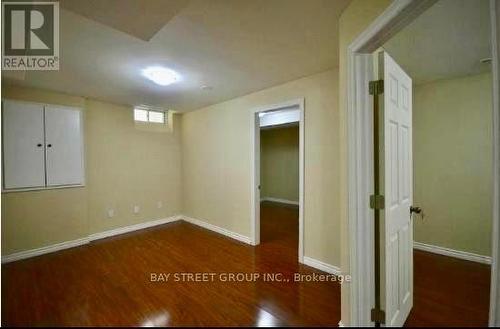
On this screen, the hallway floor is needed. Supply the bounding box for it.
[2,202,340,326]
[405,249,490,326]
[1,202,490,326]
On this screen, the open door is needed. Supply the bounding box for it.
[379,51,414,326]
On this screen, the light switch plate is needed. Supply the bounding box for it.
[107,208,114,218]
[133,205,140,214]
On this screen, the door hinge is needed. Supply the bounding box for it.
[369,80,384,95]
[370,194,385,210]
[371,308,386,324]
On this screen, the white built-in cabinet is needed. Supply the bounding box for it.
[2,100,85,191]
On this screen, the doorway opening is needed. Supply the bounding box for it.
[260,121,299,254]
[251,99,304,262]
[379,1,494,325]
[346,0,499,326]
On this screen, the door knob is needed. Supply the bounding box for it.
[410,206,422,214]
[37,143,42,147]
[47,144,52,148]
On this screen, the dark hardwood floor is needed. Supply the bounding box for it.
[2,202,340,326]
[405,249,490,327]
[2,202,491,326]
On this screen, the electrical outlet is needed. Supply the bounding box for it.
[157,201,163,209]
[133,205,140,214]
[107,208,114,218]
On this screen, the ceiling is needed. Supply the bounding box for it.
[59,0,191,41]
[3,0,351,112]
[384,0,492,85]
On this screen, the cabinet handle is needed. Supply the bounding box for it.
[37,143,42,147]
[47,144,52,148]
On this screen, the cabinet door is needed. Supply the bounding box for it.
[45,105,84,186]
[2,100,46,189]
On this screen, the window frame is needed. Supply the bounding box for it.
[133,106,167,124]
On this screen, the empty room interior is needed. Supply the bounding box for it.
[1,0,499,327]
[259,107,300,258]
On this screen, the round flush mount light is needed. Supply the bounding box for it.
[142,66,180,86]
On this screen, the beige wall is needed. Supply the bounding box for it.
[86,99,182,235]
[338,0,393,325]
[260,126,299,202]
[413,73,492,256]
[1,85,183,255]
[182,69,341,266]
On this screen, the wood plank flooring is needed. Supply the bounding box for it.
[405,249,490,327]
[2,202,340,326]
[2,202,491,326]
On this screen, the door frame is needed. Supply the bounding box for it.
[250,98,305,263]
[489,0,500,326]
[345,0,500,326]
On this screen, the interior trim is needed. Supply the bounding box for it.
[182,215,252,245]
[346,0,439,326]
[2,215,182,263]
[303,256,341,275]
[260,197,299,206]
[414,241,492,265]
[88,215,182,242]
[2,237,90,264]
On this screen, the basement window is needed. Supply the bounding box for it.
[134,107,167,124]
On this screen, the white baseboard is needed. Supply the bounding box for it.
[2,214,250,263]
[2,237,90,264]
[303,256,341,275]
[89,215,182,241]
[414,241,492,265]
[260,197,299,206]
[181,215,252,245]
[2,215,182,264]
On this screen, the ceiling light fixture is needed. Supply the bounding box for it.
[142,66,180,86]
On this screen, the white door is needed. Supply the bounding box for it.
[380,51,413,326]
[2,100,46,189]
[45,105,84,186]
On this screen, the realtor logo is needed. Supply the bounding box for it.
[2,1,59,70]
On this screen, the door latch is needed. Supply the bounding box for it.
[410,206,424,220]
[410,206,421,214]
